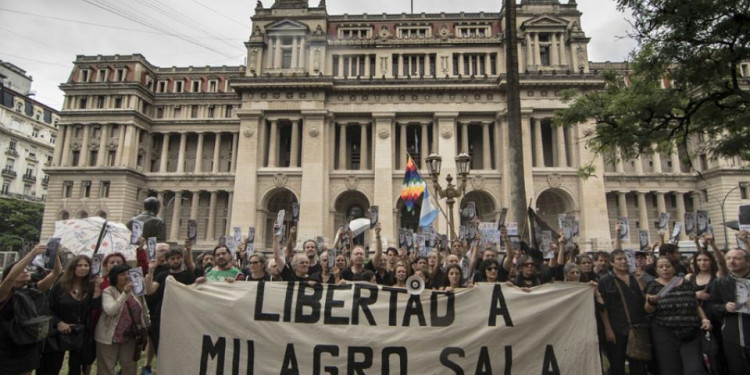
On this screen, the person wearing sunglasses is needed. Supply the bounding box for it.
[512,253,552,288]
[241,253,269,281]
[476,259,505,284]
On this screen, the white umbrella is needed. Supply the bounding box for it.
[52,217,136,260]
[333,218,372,244]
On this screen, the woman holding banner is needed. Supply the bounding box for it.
[644,257,711,375]
[476,259,503,283]
[440,264,465,291]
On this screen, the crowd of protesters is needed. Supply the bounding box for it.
[1,219,750,375]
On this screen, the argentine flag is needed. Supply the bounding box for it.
[419,186,439,227]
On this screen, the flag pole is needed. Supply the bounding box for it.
[520,199,532,242]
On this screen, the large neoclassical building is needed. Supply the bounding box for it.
[41,0,750,251]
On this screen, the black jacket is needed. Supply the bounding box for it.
[706,272,750,347]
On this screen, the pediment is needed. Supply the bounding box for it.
[265,19,310,33]
[521,15,568,30]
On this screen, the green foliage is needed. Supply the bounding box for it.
[0,198,44,253]
[555,0,750,165]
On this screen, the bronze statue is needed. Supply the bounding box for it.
[127,197,167,241]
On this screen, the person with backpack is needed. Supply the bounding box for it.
[0,244,50,375]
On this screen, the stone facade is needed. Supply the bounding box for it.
[1,62,59,203]
[42,0,750,251]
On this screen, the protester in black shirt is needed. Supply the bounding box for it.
[364,223,394,285]
[273,224,321,284]
[144,242,196,355]
[576,254,599,282]
[512,254,552,288]
[645,243,687,277]
[707,248,750,375]
[39,255,103,375]
[476,259,503,284]
[341,246,367,281]
[301,239,322,276]
[598,249,647,375]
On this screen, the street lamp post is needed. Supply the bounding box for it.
[720,182,749,249]
[425,152,472,241]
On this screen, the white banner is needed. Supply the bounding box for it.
[159,279,601,374]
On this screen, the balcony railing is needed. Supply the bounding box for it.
[22,174,37,183]
[1,168,17,178]
[5,148,19,157]
[41,176,49,186]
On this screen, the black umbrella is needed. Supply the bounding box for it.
[722,220,739,231]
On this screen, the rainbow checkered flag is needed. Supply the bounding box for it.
[400,155,425,213]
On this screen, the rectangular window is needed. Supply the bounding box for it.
[190,105,198,118]
[191,80,201,93]
[79,97,88,109]
[71,151,80,166]
[82,181,91,198]
[97,69,108,82]
[398,27,429,38]
[175,81,184,93]
[89,151,97,166]
[1,182,9,195]
[114,96,122,108]
[80,69,90,82]
[9,141,16,150]
[207,105,215,118]
[116,68,126,81]
[156,106,164,119]
[63,181,73,198]
[157,81,167,93]
[225,105,233,118]
[107,151,116,166]
[110,124,119,137]
[50,135,56,145]
[173,106,182,118]
[96,96,105,109]
[282,50,293,69]
[32,128,39,137]
[540,46,551,66]
[100,181,110,198]
[208,80,218,92]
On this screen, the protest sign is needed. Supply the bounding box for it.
[159,280,601,374]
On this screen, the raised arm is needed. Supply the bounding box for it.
[184,239,196,273]
[372,223,384,272]
[37,251,62,292]
[502,229,514,272]
[273,224,284,269]
[0,244,45,301]
[705,233,727,277]
[145,260,160,296]
[285,226,297,262]
[613,222,622,251]
[552,232,566,268]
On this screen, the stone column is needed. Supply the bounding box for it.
[231,132,238,172]
[618,192,629,219]
[298,38,306,69]
[268,120,278,167]
[551,33,559,66]
[338,123,347,170]
[675,192,687,240]
[290,120,300,167]
[298,110,329,242]
[114,125,126,167]
[169,191,183,242]
[420,123,428,169]
[207,191,217,240]
[373,113,396,240]
[96,125,108,167]
[194,132,204,173]
[575,119,612,245]
[156,191,165,219]
[482,122,491,169]
[59,125,72,166]
[130,128,140,167]
[652,146,662,173]
[190,191,200,220]
[635,154,644,175]
[426,54,432,76]
[556,126,567,167]
[80,126,90,167]
[399,123,407,169]
[637,192,649,236]
[485,53,491,75]
[143,132,152,172]
[119,125,135,167]
[670,143,681,173]
[274,37,282,69]
[526,34,534,66]
[655,192,667,215]
[361,123,369,170]
[159,134,169,172]
[176,132,187,173]
[291,37,298,69]
[461,122,469,153]
[615,147,625,173]
[364,55,371,77]
[435,112,460,236]
[398,54,404,76]
[458,53,465,75]
[534,33,541,66]
[230,110,263,244]
[212,133,221,173]
[493,119,501,170]
[559,33,567,66]
[533,119,544,167]
[225,192,234,235]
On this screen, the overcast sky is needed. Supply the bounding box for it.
[0,0,635,110]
